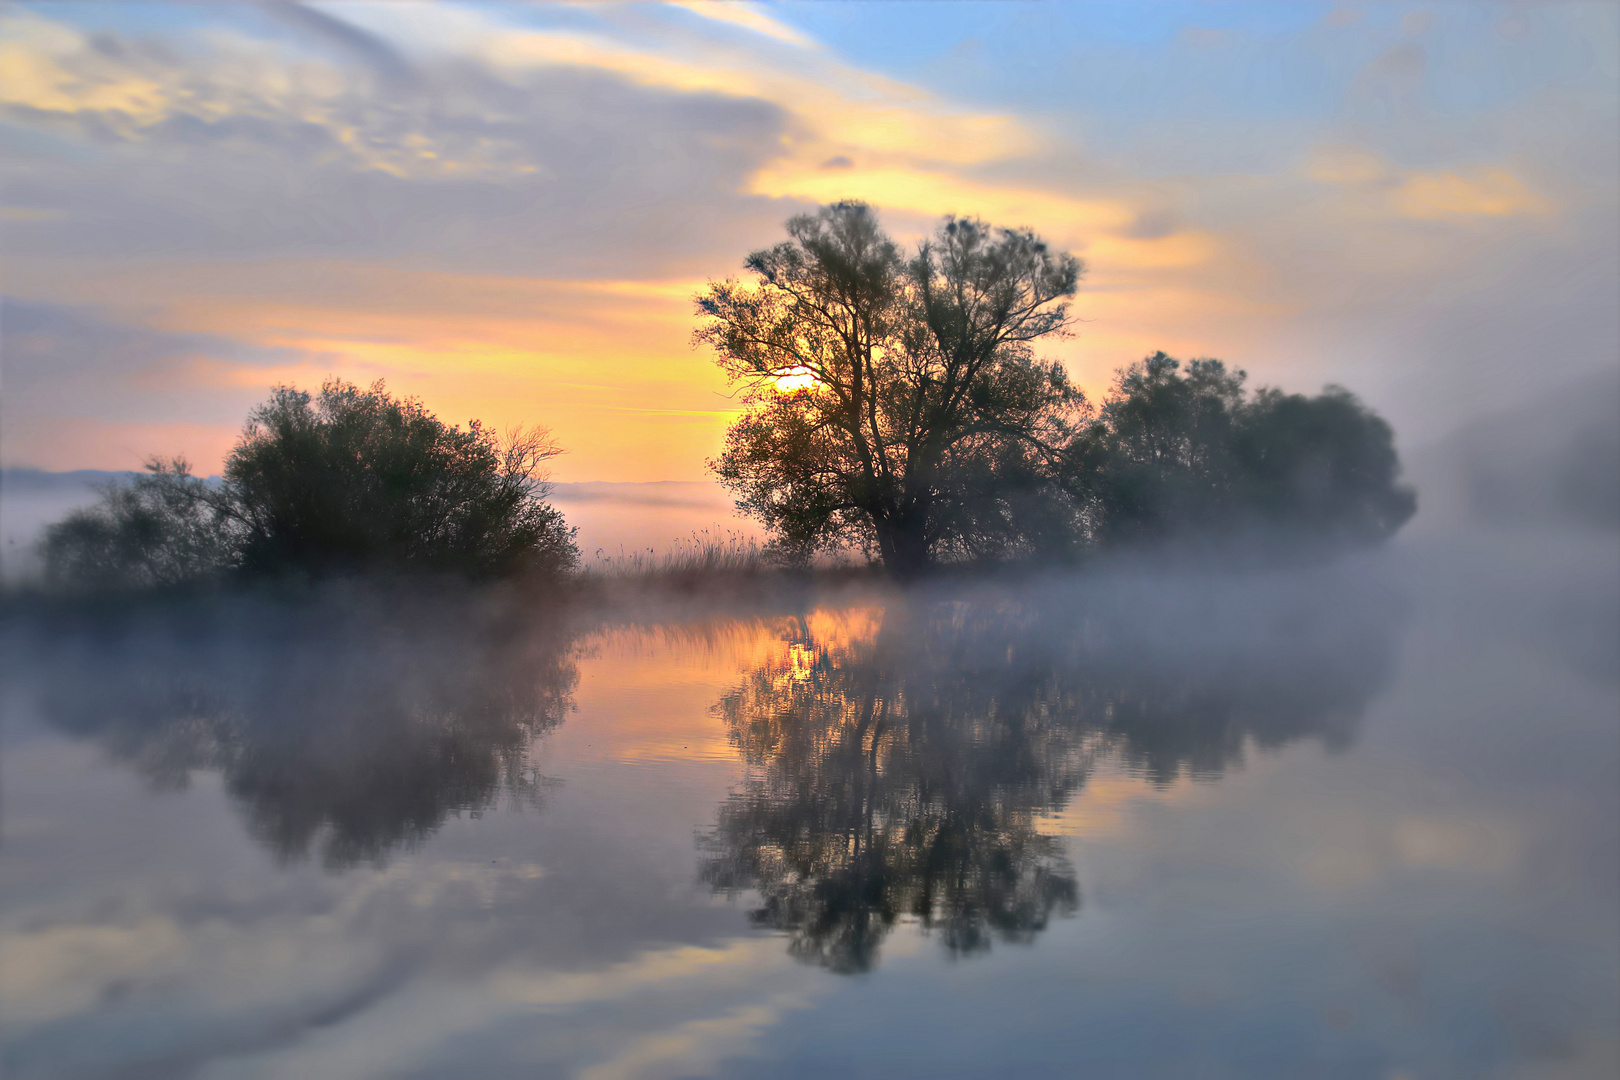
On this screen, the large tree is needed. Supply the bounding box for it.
[696,202,1085,576]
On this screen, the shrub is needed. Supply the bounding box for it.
[39,379,577,590]
[40,459,235,591]
[224,380,576,579]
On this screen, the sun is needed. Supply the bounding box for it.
[773,369,819,393]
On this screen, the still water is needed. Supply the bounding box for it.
[2,533,1615,1079]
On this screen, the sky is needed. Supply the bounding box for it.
[1,0,1615,482]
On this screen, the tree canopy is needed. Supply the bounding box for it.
[697,202,1085,576]
[698,203,1415,573]
[224,379,575,578]
[41,379,577,590]
[1068,352,1417,553]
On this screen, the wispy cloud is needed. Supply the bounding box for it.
[1,1,1613,477]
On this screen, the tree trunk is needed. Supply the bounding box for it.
[874,512,931,581]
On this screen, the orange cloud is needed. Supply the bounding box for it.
[1392,168,1552,220]
[1307,145,1554,221]
[38,262,739,480]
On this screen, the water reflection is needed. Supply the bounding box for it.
[20,566,1402,958]
[4,555,1612,1079]
[30,591,577,867]
[703,569,1403,971]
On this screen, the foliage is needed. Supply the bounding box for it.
[1069,352,1417,552]
[40,379,577,590]
[224,380,576,579]
[699,205,1415,575]
[39,459,236,591]
[697,202,1086,576]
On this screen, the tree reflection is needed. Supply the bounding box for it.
[33,591,577,867]
[703,570,1401,972]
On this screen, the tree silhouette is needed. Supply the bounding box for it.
[698,206,1416,573]
[226,379,577,579]
[1066,352,1416,554]
[40,378,578,590]
[697,203,1085,576]
[37,459,234,590]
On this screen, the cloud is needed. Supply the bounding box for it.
[0,916,187,1028]
[575,994,809,1080]
[1307,145,1553,220]
[0,4,1260,438]
[667,1,813,48]
[472,18,1038,174]
[1,297,289,392]
[0,298,301,468]
[1391,167,1551,219]
[0,269,746,478]
[258,0,419,88]
[0,10,790,275]
[0,11,169,125]
[0,1,1614,478]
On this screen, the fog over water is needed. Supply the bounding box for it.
[0,477,761,584]
[1,3,1614,1074]
[3,479,1615,1078]
[2,371,1616,1079]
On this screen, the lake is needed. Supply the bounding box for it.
[1,530,1615,1079]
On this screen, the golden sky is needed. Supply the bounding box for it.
[1,2,1614,480]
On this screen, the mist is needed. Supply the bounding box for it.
[4,484,1615,1075]
[2,3,1616,1077]
[3,208,1614,1080]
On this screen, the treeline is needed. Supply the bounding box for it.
[700,202,1413,575]
[37,202,1415,592]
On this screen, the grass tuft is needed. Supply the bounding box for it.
[582,530,775,582]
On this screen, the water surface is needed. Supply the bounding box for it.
[2,533,1615,1079]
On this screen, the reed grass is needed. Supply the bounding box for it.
[582,529,775,581]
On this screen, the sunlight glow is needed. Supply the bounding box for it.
[772,370,819,393]
[0,1,1609,481]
